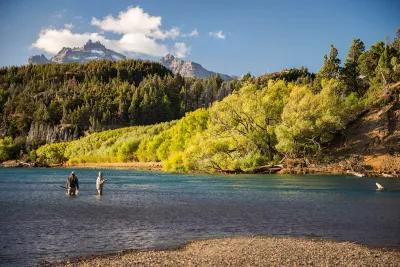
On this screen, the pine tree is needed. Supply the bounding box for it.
[376,46,391,85]
[320,45,341,78]
[315,45,341,90]
[343,39,365,94]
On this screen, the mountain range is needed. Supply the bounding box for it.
[29,40,234,80]
[29,40,126,64]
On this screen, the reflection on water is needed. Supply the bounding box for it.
[0,168,399,266]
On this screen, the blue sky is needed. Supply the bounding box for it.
[0,0,399,76]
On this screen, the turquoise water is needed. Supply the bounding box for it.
[0,168,399,266]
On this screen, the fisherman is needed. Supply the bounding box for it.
[66,171,79,196]
[96,171,106,195]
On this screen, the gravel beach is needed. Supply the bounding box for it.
[54,236,400,266]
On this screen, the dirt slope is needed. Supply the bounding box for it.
[331,82,400,173]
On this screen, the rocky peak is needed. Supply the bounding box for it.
[160,54,233,80]
[161,53,176,63]
[28,54,50,65]
[83,40,106,50]
[59,47,72,53]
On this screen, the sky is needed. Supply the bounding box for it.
[0,0,399,76]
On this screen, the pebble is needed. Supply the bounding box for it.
[54,236,400,267]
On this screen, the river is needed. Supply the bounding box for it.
[0,168,399,266]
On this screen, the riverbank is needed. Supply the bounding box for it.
[279,155,400,178]
[64,154,400,177]
[2,155,400,178]
[51,236,400,266]
[64,161,163,171]
[0,160,163,171]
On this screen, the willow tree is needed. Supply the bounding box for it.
[178,81,292,172]
[276,79,357,158]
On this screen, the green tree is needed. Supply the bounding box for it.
[376,46,391,85]
[392,28,400,52]
[33,102,50,123]
[343,39,365,94]
[358,41,385,82]
[241,72,253,82]
[48,100,62,124]
[0,89,9,114]
[172,81,292,172]
[315,45,341,89]
[276,79,356,157]
[0,136,21,161]
[36,142,68,165]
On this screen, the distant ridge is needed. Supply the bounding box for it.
[160,54,234,80]
[29,40,126,64]
[29,41,234,80]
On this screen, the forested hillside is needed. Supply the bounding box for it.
[2,31,400,171]
[0,59,245,161]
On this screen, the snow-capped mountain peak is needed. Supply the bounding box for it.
[29,40,126,64]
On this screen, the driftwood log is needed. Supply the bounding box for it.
[251,165,282,174]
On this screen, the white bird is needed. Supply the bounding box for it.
[376,182,385,191]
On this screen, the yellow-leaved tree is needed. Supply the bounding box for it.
[276,79,361,158]
[171,81,292,172]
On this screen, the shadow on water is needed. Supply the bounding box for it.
[0,168,399,266]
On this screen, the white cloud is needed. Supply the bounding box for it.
[163,27,180,39]
[172,42,190,58]
[51,10,66,20]
[91,6,179,40]
[64,23,73,29]
[32,28,106,54]
[183,29,199,37]
[32,6,190,57]
[209,30,226,39]
[118,33,168,56]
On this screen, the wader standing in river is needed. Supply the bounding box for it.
[96,171,106,195]
[66,171,79,196]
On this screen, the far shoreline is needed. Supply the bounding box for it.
[1,159,399,178]
[64,161,163,172]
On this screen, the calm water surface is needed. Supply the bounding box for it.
[0,168,399,266]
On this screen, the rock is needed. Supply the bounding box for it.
[26,122,80,144]
[160,54,234,80]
